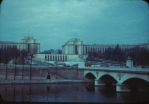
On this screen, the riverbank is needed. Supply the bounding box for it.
[0,67,84,80]
[0,79,93,84]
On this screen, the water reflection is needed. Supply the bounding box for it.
[84,83,95,92]
[0,83,148,103]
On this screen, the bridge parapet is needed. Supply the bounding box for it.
[82,67,149,74]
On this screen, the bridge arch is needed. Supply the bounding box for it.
[99,74,118,84]
[84,72,96,80]
[121,77,149,92]
[99,74,118,82]
[120,75,149,84]
[121,77,149,84]
[84,71,97,79]
[98,73,119,83]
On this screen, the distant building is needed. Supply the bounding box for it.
[55,49,62,54]
[126,57,133,68]
[49,49,55,54]
[35,38,149,62]
[62,38,149,55]
[0,36,40,54]
[41,49,62,54]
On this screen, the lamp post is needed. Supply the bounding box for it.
[29,53,33,80]
[55,61,57,79]
[22,57,25,80]
[5,61,7,80]
[5,49,8,80]
[14,58,17,80]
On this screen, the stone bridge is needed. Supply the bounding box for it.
[81,67,149,92]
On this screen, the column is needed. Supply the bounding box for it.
[70,45,72,54]
[55,55,56,61]
[68,45,69,54]
[65,45,68,54]
[62,55,63,61]
[65,56,67,61]
[72,45,75,54]
[94,86,99,92]
[63,55,65,61]
[53,55,54,61]
[78,45,83,54]
[62,46,65,54]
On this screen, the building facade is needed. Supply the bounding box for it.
[35,38,149,62]
[0,36,40,54]
[62,38,149,55]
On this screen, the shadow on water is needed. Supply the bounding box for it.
[84,83,95,92]
[118,91,149,103]
[47,86,50,93]
[118,84,149,103]
[0,94,4,103]
[84,82,116,98]
[104,84,116,97]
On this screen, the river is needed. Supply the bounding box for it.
[0,83,148,103]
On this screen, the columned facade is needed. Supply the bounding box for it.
[62,38,83,55]
[35,38,149,62]
[45,54,67,61]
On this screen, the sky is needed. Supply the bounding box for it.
[0,0,148,51]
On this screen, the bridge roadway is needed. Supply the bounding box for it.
[79,67,149,92]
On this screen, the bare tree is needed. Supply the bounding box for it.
[21,49,28,79]
[29,53,34,80]
[13,47,19,80]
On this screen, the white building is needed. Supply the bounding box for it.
[126,57,133,68]
[62,38,149,55]
[0,36,40,54]
[35,38,149,62]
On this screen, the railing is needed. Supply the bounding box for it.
[79,66,149,73]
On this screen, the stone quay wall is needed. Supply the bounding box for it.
[0,67,84,80]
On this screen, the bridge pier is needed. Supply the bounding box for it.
[94,79,105,86]
[116,83,130,92]
[94,86,99,92]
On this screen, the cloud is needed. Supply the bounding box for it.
[0,0,148,51]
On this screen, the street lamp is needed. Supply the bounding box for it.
[5,57,8,80]
[29,53,34,80]
[22,57,25,80]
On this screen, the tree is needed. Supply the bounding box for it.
[21,49,28,79]
[104,47,113,60]
[126,47,149,66]
[13,46,20,80]
[0,48,2,63]
[28,53,34,80]
[112,44,125,62]
[4,47,8,80]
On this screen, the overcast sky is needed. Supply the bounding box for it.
[0,0,148,51]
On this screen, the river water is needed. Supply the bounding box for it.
[0,83,148,103]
